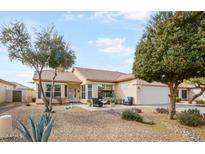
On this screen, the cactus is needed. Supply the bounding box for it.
[17,113,55,142]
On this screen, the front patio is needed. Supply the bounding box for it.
[72,103,137,111]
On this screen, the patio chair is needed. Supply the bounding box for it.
[92,98,103,107]
[123,96,133,106]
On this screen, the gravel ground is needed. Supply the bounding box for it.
[0,103,204,142]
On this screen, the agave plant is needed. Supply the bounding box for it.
[17,113,55,142]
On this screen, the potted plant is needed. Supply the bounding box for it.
[87,99,92,107]
[110,100,115,107]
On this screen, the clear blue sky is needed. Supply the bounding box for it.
[0,11,152,88]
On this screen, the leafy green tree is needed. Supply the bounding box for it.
[0,21,75,112]
[186,78,205,104]
[133,12,205,119]
[47,34,75,111]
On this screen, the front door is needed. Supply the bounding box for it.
[68,88,74,99]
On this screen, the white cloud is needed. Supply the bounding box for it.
[0,45,7,53]
[95,37,125,46]
[99,44,133,54]
[63,12,85,21]
[120,12,152,20]
[16,72,33,78]
[89,37,133,54]
[93,12,120,23]
[125,57,134,64]
[88,40,93,44]
[92,11,152,23]
[63,13,75,21]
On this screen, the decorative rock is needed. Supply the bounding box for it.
[131,108,142,113]
[0,115,13,137]
[142,117,154,125]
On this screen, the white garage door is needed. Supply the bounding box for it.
[142,86,169,104]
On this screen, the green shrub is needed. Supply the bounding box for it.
[122,110,143,122]
[176,111,200,127]
[186,108,201,117]
[176,97,181,103]
[155,107,168,114]
[195,99,205,104]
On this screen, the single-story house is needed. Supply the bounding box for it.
[11,82,36,103]
[0,79,35,103]
[32,67,205,105]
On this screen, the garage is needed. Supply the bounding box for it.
[141,85,169,105]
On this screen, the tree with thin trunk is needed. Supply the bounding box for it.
[0,20,72,112]
[133,12,205,119]
[47,33,75,111]
[185,78,205,104]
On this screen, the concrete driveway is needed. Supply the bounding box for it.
[140,103,205,114]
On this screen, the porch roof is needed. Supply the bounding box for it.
[33,70,81,83]
[73,67,134,83]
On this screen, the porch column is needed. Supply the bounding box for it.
[61,84,65,97]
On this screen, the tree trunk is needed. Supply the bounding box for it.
[49,69,57,112]
[168,83,178,120]
[188,87,205,104]
[38,71,49,112]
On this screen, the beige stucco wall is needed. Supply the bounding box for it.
[115,79,137,104]
[0,82,15,90]
[5,90,12,103]
[0,86,6,103]
[0,83,15,103]
[22,90,36,103]
[189,88,205,101]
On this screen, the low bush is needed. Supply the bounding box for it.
[176,110,200,127]
[195,99,205,105]
[176,97,182,103]
[186,108,201,117]
[155,107,168,114]
[121,110,143,122]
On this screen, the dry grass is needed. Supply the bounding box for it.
[0,103,204,142]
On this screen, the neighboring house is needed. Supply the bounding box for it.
[0,79,16,103]
[11,82,36,103]
[32,67,205,105]
[0,79,35,103]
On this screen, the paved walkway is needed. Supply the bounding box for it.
[0,102,22,114]
[70,103,137,111]
[72,103,205,113]
[139,103,205,114]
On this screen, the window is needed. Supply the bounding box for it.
[102,85,113,91]
[81,85,86,99]
[88,84,92,99]
[45,84,51,97]
[54,85,61,97]
[181,90,187,99]
[45,84,61,97]
[65,85,67,97]
[98,84,113,99]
